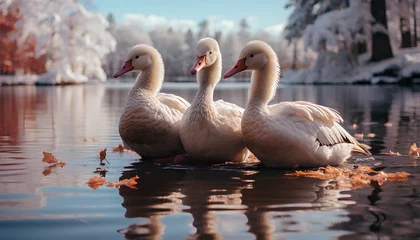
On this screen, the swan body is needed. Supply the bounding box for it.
[114,44,190,158]
[179,38,250,163]
[223,40,371,168]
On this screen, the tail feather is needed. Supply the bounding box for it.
[352,142,372,156]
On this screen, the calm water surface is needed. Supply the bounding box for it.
[0,82,420,240]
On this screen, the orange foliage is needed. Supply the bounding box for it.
[409,143,420,159]
[87,176,107,190]
[285,165,410,190]
[112,144,125,152]
[107,175,139,189]
[99,148,107,163]
[0,6,46,75]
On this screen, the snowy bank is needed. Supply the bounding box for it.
[282,47,420,84]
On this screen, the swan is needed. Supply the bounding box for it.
[179,38,250,163]
[223,40,371,168]
[114,44,190,159]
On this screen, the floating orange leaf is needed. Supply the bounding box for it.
[367,133,376,138]
[384,122,393,127]
[354,133,364,139]
[409,143,420,159]
[385,150,402,156]
[42,151,59,164]
[112,144,125,152]
[285,165,410,190]
[82,137,89,142]
[92,138,97,142]
[99,148,107,164]
[87,176,107,190]
[107,175,139,189]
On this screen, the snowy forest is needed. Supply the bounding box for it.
[0,0,420,84]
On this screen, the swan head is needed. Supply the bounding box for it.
[113,44,156,78]
[223,40,273,78]
[190,37,221,75]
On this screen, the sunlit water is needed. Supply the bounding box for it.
[0,81,420,240]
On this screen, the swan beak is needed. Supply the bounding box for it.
[190,55,206,75]
[223,58,247,78]
[113,60,134,78]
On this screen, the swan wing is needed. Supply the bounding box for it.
[157,93,190,114]
[269,101,370,154]
[214,100,244,118]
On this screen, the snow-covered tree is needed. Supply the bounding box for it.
[2,0,116,84]
[197,19,210,39]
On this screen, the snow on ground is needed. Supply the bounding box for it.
[282,47,420,84]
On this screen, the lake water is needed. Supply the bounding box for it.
[1,81,420,240]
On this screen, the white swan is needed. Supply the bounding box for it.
[179,38,250,163]
[114,44,190,159]
[223,40,371,168]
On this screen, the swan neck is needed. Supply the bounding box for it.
[131,53,164,96]
[192,57,221,106]
[247,56,279,109]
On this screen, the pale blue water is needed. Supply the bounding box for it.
[0,82,419,240]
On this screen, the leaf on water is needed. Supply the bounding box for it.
[42,151,59,164]
[92,138,97,142]
[285,165,410,190]
[384,122,393,127]
[385,150,402,156]
[94,167,108,177]
[409,143,420,159]
[99,148,107,164]
[112,144,125,152]
[107,175,139,189]
[367,133,376,138]
[87,176,107,190]
[82,137,89,142]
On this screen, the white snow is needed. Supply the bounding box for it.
[1,0,116,85]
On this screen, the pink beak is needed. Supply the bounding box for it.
[190,55,206,75]
[223,58,247,78]
[114,60,134,78]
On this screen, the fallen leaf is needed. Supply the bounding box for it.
[384,122,393,127]
[409,143,420,159]
[352,124,358,129]
[112,144,125,152]
[87,176,107,190]
[354,133,364,139]
[42,151,59,164]
[92,138,97,142]
[107,175,139,189]
[367,133,376,138]
[285,165,410,190]
[82,137,89,142]
[99,148,108,164]
[385,150,402,156]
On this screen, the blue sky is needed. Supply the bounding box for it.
[85,0,291,34]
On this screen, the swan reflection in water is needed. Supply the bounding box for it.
[117,162,353,239]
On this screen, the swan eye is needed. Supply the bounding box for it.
[250,54,254,58]
[135,56,139,59]
[209,51,212,55]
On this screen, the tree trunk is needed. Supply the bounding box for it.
[400,0,412,48]
[370,0,394,62]
[414,0,418,47]
[291,39,297,70]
